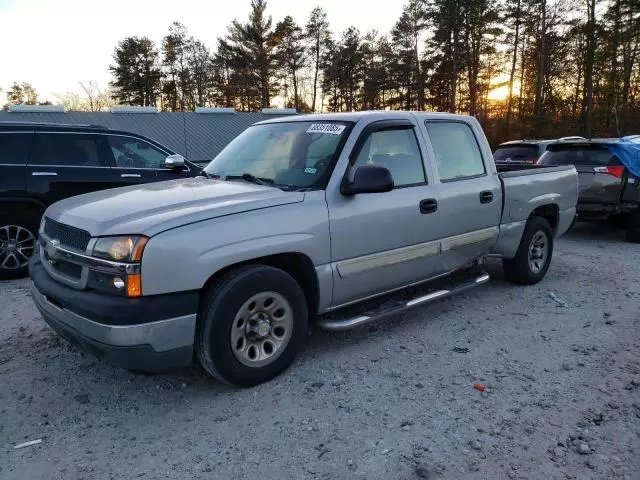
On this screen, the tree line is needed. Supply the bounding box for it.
[5,0,640,146]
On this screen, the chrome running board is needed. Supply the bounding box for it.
[317,271,490,332]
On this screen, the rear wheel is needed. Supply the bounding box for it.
[0,211,40,280]
[196,265,308,387]
[626,212,640,243]
[503,216,553,285]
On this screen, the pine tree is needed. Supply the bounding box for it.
[306,7,331,112]
[391,0,428,110]
[218,0,279,110]
[162,22,192,111]
[109,37,162,106]
[274,16,306,111]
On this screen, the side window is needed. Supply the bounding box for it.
[107,136,168,169]
[0,133,32,164]
[30,133,106,167]
[352,128,426,187]
[424,122,486,182]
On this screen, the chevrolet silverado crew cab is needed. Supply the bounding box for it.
[0,121,200,279]
[29,112,578,386]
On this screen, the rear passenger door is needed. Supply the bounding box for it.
[105,134,192,186]
[26,132,116,205]
[422,120,502,273]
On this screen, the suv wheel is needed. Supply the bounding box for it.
[196,265,308,387]
[503,216,553,285]
[0,211,40,280]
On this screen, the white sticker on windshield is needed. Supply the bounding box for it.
[306,123,345,135]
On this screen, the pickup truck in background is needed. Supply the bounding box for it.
[29,112,578,386]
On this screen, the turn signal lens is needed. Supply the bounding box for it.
[131,237,148,261]
[127,274,142,298]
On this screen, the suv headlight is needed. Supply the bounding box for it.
[92,236,148,262]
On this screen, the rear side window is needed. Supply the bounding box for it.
[425,122,486,182]
[0,132,32,165]
[538,145,618,166]
[493,145,539,162]
[30,133,106,167]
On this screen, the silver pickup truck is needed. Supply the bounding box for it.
[29,112,578,386]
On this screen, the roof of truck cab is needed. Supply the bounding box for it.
[254,111,476,125]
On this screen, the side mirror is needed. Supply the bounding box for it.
[341,164,394,196]
[165,154,185,169]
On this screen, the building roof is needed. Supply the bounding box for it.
[0,110,297,164]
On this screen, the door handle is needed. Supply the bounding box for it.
[419,198,438,214]
[121,174,141,178]
[479,191,494,204]
[32,172,57,177]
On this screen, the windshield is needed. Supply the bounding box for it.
[203,121,352,190]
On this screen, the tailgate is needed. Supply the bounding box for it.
[498,165,579,225]
[577,165,623,205]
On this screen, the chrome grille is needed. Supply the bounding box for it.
[51,259,82,279]
[43,218,91,252]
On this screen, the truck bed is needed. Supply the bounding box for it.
[490,164,579,259]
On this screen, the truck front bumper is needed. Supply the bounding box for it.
[29,256,197,373]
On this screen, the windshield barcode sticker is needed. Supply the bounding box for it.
[306,123,345,135]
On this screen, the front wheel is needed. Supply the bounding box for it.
[196,265,308,387]
[503,216,553,285]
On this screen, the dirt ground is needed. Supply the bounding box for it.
[1,222,639,480]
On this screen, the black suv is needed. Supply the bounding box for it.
[0,122,202,279]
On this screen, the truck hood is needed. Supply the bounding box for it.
[45,177,305,237]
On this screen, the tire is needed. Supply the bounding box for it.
[502,216,553,285]
[196,265,308,387]
[626,212,640,243]
[0,210,40,280]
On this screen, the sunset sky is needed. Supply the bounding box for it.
[0,0,405,103]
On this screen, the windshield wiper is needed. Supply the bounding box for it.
[224,173,274,186]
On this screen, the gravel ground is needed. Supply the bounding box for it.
[1,222,639,480]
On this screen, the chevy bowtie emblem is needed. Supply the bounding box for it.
[45,239,60,263]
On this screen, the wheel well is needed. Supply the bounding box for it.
[0,201,44,222]
[200,253,320,316]
[531,204,559,231]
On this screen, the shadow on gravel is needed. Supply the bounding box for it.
[565,221,627,242]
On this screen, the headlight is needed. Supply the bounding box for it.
[92,236,148,262]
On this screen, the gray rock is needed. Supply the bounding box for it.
[562,363,573,371]
[470,440,482,450]
[577,443,591,455]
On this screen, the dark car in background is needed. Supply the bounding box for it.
[494,137,587,164]
[537,137,640,242]
[0,122,202,279]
